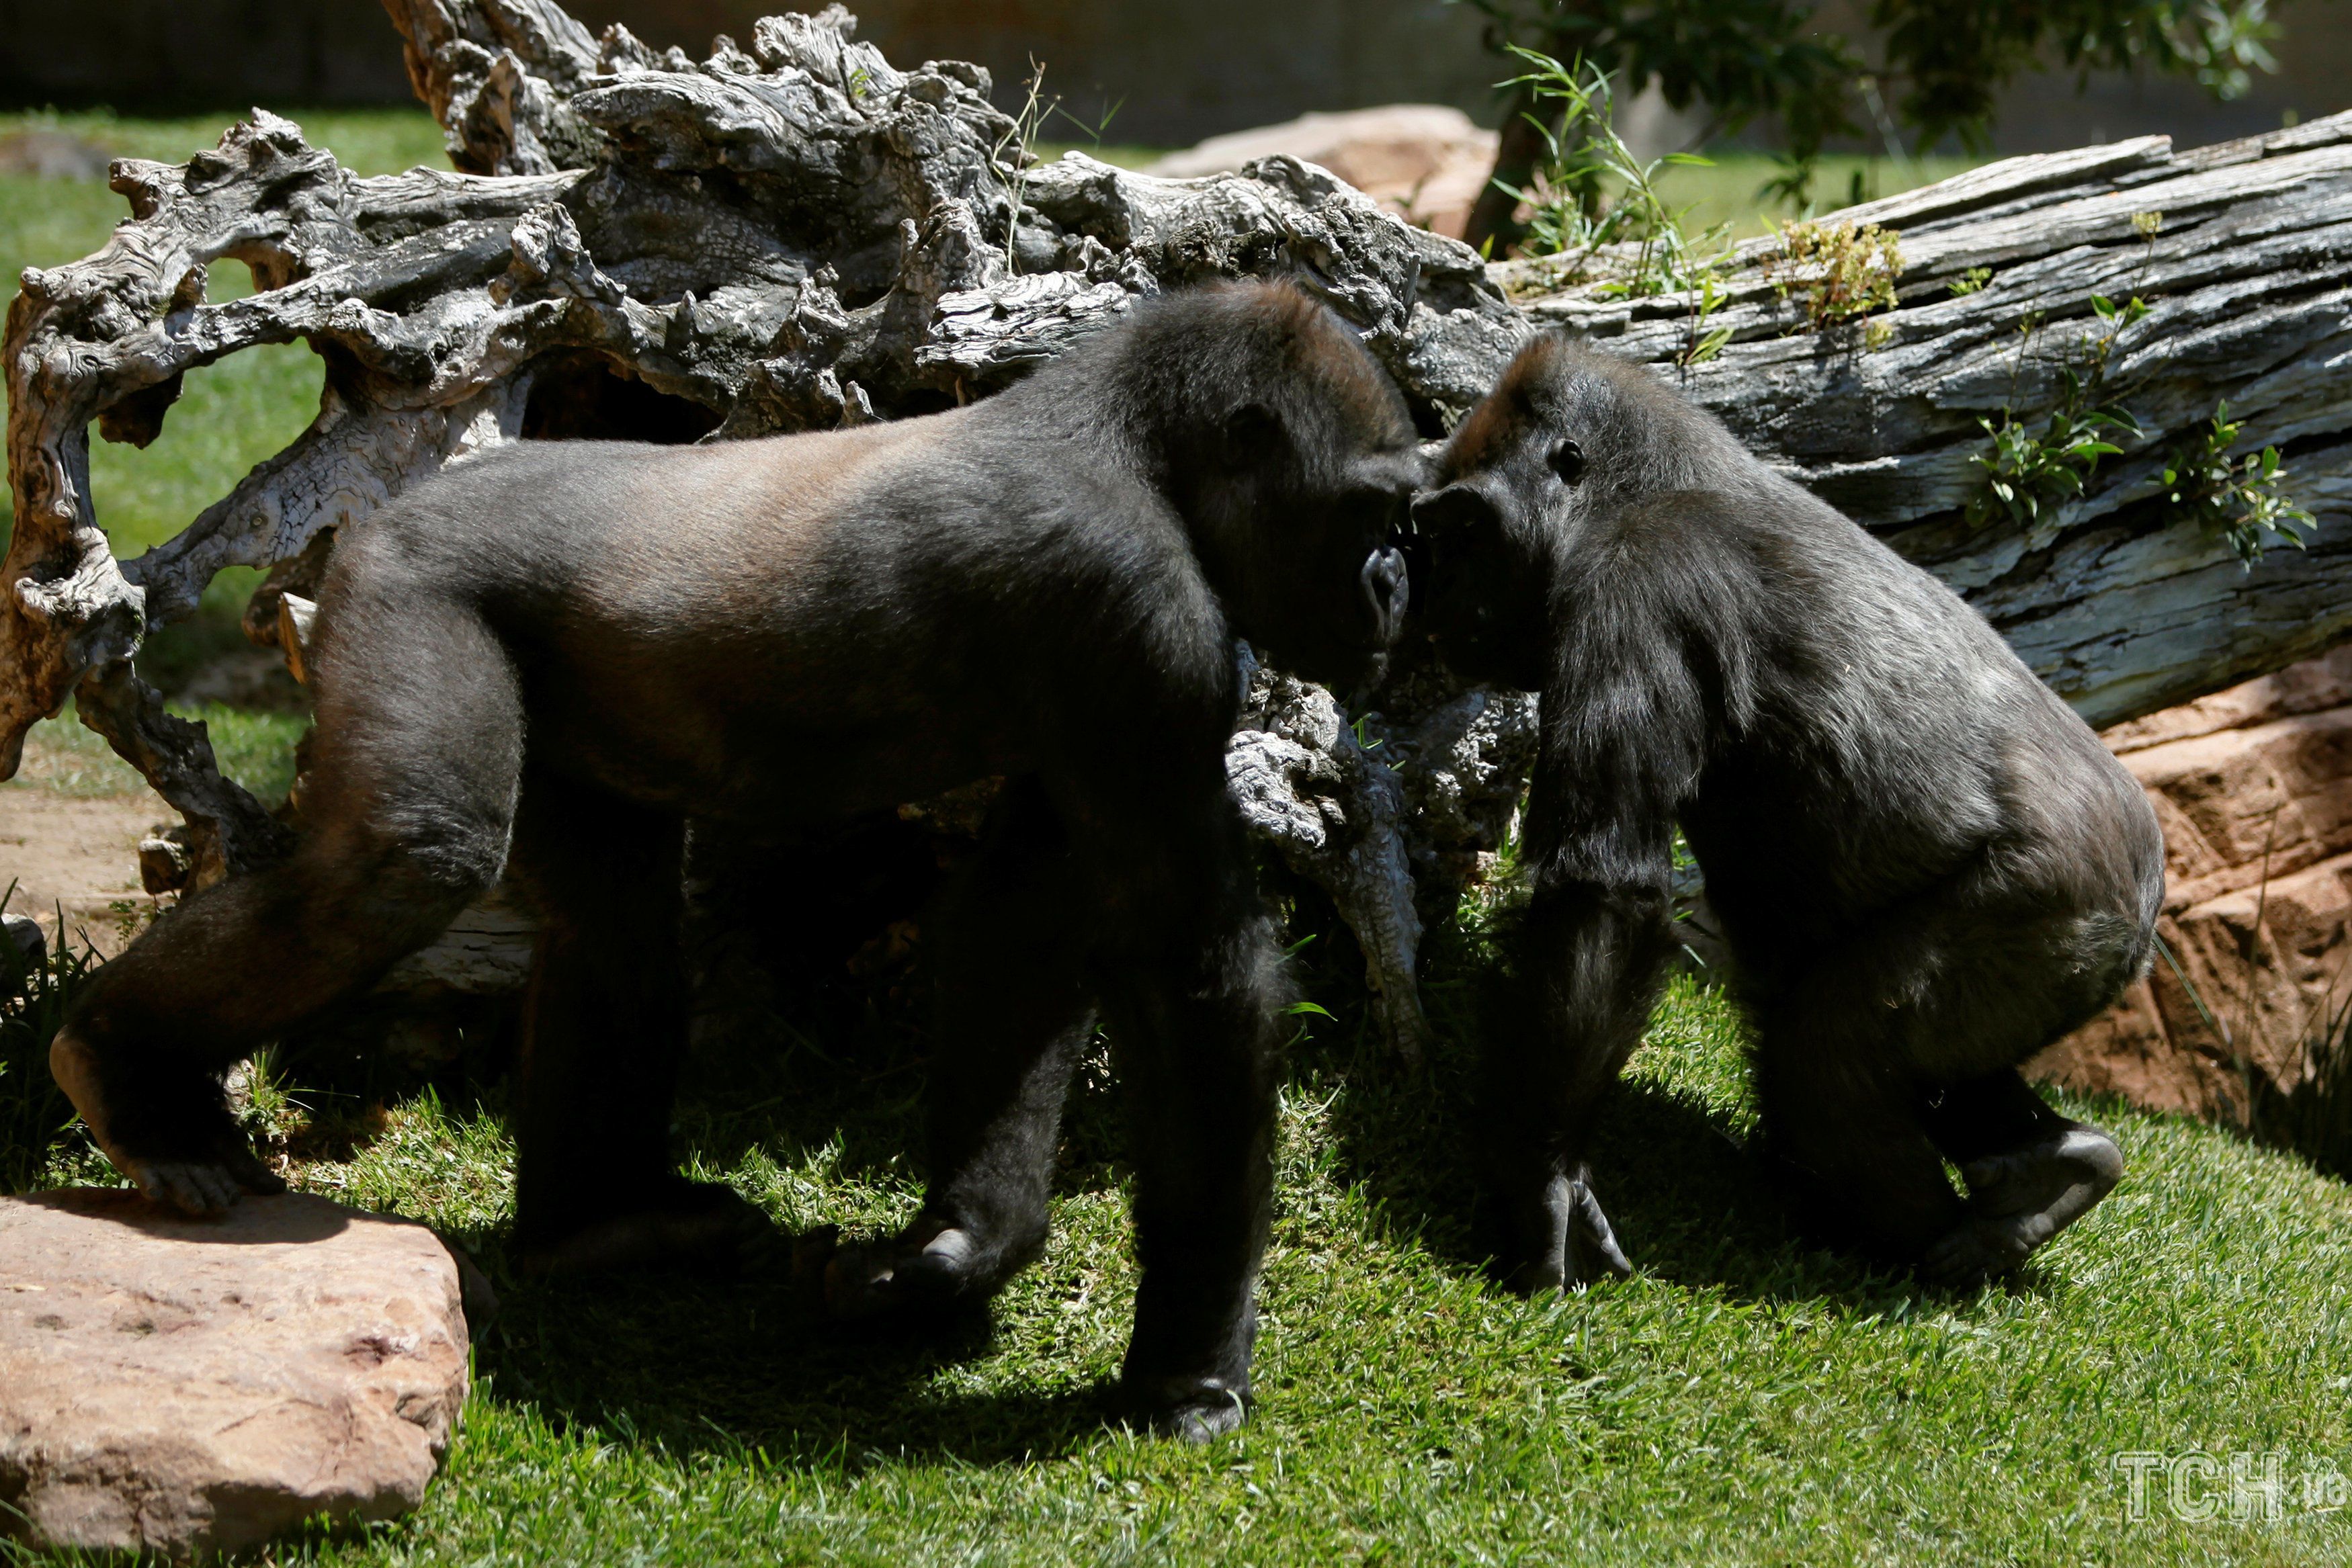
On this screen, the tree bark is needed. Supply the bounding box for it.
[1461,83,1550,258]
[1500,121,2352,727]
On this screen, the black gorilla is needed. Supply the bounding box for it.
[1411,333,2164,1289]
[50,281,1422,1438]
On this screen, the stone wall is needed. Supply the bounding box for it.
[2031,645,2352,1127]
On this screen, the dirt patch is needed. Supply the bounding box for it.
[0,787,175,955]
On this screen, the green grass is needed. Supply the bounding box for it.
[9,933,2350,1565]
[3,696,305,804]
[1,108,447,563]
[1657,153,1988,241]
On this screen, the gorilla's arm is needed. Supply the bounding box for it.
[1480,587,1706,1289]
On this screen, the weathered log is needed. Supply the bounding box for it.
[1228,648,1431,1062]
[0,1,1512,920]
[5,0,2350,1046]
[1502,113,2352,728]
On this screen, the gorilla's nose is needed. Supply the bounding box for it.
[1361,546,1409,648]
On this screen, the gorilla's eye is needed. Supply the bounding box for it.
[1548,438,1587,486]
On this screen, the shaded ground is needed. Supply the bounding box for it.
[0,785,167,956]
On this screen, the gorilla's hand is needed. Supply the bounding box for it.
[1509,1165,1634,1293]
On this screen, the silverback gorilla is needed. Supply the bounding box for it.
[1411,333,2164,1291]
[50,281,1422,1439]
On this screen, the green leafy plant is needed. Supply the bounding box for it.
[1456,0,2293,257]
[1,886,95,1191]
[1763,219,1904,331]
[1677,265,1734,367]
[1490,48,1738,372]
[1948,266,1993,296]
[1497,48,1732,302]
[2162,400,2317,567]
[1966,293,2148,530]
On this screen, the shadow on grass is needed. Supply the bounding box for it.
[448,944,1130,1469]
[358,874,2052,1472]
[474,1268,1118,1467]
[1291,907,2040,1315]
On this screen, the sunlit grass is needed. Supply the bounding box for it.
[1662,152,1988,240]
[3,697,306,805]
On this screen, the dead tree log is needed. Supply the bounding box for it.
[3,0,2349,1054]
[0,3,1509,898]
[1503,117,2352,727]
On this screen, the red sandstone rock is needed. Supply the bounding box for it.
[2032,647,2352,1125]
[0,1190,476,1561]
[1150,105,1499,238]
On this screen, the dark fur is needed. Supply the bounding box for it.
[52,281,1422,1439]
[1413,334,2165,1287]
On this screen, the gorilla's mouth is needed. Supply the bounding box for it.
[1360,546,1409,650]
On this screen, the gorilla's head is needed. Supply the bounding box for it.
[1407,332,1745,691]
[1113,281,1423,692]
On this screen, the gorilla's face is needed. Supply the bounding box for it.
[1409,340,1644,692]
[1185,370,1422,694]
[1409,388,1587,694]
[1407,470,1555,693]
[1241,441,1421,691]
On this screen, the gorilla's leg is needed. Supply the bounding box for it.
[1752,878,2134,1281]
[52,596,522,1215]
[1083,787,1279,1442]
[1919,1070,2122,1287]
[821,777,1095,1319]
[1751,977,1967,1270]
[506,773,772,1276]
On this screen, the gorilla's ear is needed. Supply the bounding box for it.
[1409,482,1500,535]
[1548,437,1587,486]
[1220,402,1287,465]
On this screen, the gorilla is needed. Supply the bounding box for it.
[1410,333,2164,1291]
[49,280,1422,1439]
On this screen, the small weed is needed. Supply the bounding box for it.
[990,58,1053,274]
[1763,218,1903,331]
[0,885,97,1192]
[1967,383,2138,530]
[1677,266,1735,369]
[1497,48,1733,304]
[1948,266,1992,296]
[2162,400,2317,568]
[1966,294,2148,531]
[986,63,1124,277]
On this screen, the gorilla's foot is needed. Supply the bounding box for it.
[1503,1168,1634,1294]
[804,1215,1028,1322]
[48,1029,284,1216]
[1123,1373,1251,1443]
[1923,1125,2124,1287]
[517,1178,778,1278]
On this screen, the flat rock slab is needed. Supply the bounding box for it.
[0,1189,476,1559]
